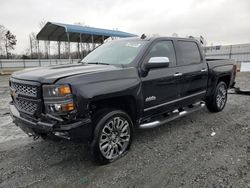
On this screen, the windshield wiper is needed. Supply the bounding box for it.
[82,62,110,65]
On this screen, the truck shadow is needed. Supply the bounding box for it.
[23,108,209,164]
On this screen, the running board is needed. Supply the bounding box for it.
[139,101,205,129]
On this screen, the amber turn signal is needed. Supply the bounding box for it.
[61,103,75,112]
[58,85,71,96]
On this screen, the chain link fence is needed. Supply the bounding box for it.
[0,59,80,69]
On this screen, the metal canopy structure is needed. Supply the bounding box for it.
[36,22,137,61]
[37,22,137,43]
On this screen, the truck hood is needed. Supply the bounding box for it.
[11,63,121,83]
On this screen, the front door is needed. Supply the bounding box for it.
[140,40,182,118]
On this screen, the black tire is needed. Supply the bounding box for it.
[90,109,133,165]
[206,81,228,112]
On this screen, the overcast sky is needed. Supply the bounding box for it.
[0,0,250,54]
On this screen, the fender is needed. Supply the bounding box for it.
[56,67,143,119]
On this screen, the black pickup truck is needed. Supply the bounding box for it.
[9,36,236,164]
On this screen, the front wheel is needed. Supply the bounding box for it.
[206,81,228,112]
[91,109,133,164]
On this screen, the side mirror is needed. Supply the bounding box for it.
[145,57,170,69]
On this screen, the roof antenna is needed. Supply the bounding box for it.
[141,34,146,39]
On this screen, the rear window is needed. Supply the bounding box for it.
[178,41,201,65]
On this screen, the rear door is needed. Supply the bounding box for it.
[175,40,208,105]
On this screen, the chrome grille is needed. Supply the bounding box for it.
[10,78,41,116]
[11,82,37,97]
[15,98,38,115]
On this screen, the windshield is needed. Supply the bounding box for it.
[81,40,147,65]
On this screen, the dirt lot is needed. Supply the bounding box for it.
[0,73,250,188]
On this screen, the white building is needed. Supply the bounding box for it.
[204,43,250,71]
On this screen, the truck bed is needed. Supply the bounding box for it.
[206,58,236,95]
[206,58,235,67]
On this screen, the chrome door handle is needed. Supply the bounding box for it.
[174,72,183,77]
[201,68,207,72]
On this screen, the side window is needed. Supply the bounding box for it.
[178,41,201,65]
[147,41,176,66]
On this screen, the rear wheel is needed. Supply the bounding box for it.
[206,81,228,112]
[91,109,133,164]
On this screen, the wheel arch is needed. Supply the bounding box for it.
[89,95,138,124]
[217,74,231,88]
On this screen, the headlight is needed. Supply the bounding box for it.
[43,84,75,114]
[43,84,72,98]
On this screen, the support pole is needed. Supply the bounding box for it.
[29,35,33,58]
[48,41,51,65]
[44,41,47,59]
[58,41,61,59]
[64,41,67,59]
[67,32,71,63]
[37,40,41,66]
[92,35,94,50]
[80,34,83,59]
[87,43,90,54]
[229,45,232,59]
[84,43,89,56]
[48,41,50,59]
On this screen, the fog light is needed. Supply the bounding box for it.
[48,102,75,113]
[61,103,75,112]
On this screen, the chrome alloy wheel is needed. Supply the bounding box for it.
[99,117,131,160]
[216,84,227,109]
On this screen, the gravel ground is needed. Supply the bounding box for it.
[0,73,250,188]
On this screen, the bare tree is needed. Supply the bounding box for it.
[39,19,47,29]
[172,33,178,37]
[4,30,17,59]
[39,19,49,58]
[0,25,7,57]
[29,32,39,58]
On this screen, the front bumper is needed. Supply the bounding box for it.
[10,103,93,141]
